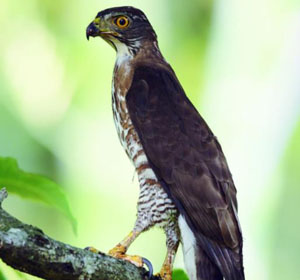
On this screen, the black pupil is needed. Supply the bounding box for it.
[119,18,126,26]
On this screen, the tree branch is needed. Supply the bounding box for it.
[0,188,154,280]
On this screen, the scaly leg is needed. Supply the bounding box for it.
[108,230,143,267]
[157,222,180,280]
[87,224,153,275]
[159,245,179,280]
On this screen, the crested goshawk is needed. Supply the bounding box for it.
[86,6,244,280]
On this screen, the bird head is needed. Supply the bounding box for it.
[86,6,157,54]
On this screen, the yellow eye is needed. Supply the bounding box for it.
[115,16,129,28]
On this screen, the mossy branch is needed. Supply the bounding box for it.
[0,188,153,280]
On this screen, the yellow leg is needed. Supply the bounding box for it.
[108,231,143,267]
[156,244,179,280]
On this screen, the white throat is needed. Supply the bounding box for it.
[115,42,133,68]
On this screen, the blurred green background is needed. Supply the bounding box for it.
[0,0,300,279]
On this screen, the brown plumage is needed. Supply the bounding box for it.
[87,6,245,280]
[127,65,244,279]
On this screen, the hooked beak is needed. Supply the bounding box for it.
[86,17,119,40]
[86,21,99,40]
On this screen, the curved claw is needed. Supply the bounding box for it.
[142,257,153,279]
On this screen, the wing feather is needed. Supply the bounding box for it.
[126,65,244,279]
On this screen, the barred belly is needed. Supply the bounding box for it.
[111,82,178,232]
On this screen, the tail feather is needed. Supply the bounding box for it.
[196,233,245,280]
[179,215,245,280]
[195,246,223,280]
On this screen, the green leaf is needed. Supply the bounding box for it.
[173,268,189,280]
[0,157,77,233]
[0,269,7,280]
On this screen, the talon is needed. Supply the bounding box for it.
[142,257,153,279]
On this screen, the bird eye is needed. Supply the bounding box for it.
[115,16,129,28]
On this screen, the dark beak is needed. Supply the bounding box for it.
[86,22,99,40]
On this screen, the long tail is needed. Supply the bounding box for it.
[179,215,245,280]
[195,246,223,280]
[195,232,245,280]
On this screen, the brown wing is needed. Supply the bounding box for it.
[126,65,244,279]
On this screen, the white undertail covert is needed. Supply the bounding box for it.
[179,215,197,280]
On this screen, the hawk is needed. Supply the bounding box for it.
[86,6,244,280]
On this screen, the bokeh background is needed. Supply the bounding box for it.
[1,0,300,279]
